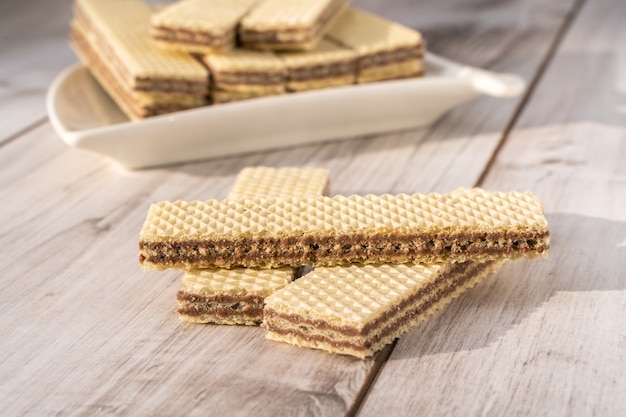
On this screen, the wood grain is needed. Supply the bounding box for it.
[0,0,612,416]
[359,0,626,415]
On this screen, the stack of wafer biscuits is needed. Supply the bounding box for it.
[139,169,549,358]
[70,0,427,117]
[176,166,330,325]
[70,0,209,120]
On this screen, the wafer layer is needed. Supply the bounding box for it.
[279,38,357,91]
[70,22,206,119]
[139,189,549,270]
[151,0,258,54]
[74,0,208,94]
[240,0,349,50]
[263,260,503,357]
[327,8,425,83]
[177,167,330,324]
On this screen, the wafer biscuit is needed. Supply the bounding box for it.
[70,22,207,120]
[279,38,357,92]
[240,0,349,51]
[228,166,330,199]
[201,48,287,102]
[151,0,258,54]
[327,8,425,83]
[178,267,296,325]
[74,0,208,95]
[177,167,330,324]
[263,260,504,357]
[138,189,549,270]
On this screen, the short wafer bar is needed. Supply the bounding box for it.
[327,8,425,83]
[279,38,357,92]
[177,167,330,325]
[228,166,330,199]
[201,48,287,103]
[70,21,206,120]
[263,260,504,357]
[178,266,296,325]
[239,0,349,51]
[151,0,258,54]
[74,0,208,95]
[138,189,549,270]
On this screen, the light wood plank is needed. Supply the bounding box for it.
[360,0,626,415]
[0,0,579,415]
[0,0,76,143]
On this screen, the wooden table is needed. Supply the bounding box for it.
[1,0,624,415]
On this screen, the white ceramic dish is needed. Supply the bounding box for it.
[47,53,525,169]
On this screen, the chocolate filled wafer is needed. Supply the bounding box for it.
[139,189,550,270]
[239,0,349,51]
[70,21,207,119]
[263,260,504,357]
[201,48,287,103]
[177,167,330,325]
[327,8,425,83]
[279,38,356,92]
[74,0,208,95]
[151,0,258,54]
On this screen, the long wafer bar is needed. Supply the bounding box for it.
[139,189,549,270]
[326,8,425,83]
[177,167,330,324]
[151,0,258,54]
[239,0,349,51]
[263,260,504,357]
[74,0,208,95]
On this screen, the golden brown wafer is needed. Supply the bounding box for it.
[138,189,550,270]
[74,0,208,95]
[239,0,349,51]
[327,8,425,83]
[263,260,505,357]
[151,0,258,54]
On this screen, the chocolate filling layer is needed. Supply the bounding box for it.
[359,46,424,70]
[151,25,233,49]
[139,229,549,269]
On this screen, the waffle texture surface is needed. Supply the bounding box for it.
[139,189,549,269]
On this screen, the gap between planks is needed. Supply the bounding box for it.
[474,0,588,188]
[0,117,49,149]
[344,0,588,415]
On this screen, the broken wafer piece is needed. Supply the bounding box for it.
[263,260,504,357]
[239,0,349,51]
[279,38,356,92]
[177,167,330,325]
[326,8,425,83]
[178,266,296,325]
[150,0,258,54]
[201,48,287,103]
[74,0,208,95]
[138,189,549,270]
[70,21,207,119]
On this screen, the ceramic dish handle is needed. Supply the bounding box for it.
[426,53,526,98]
